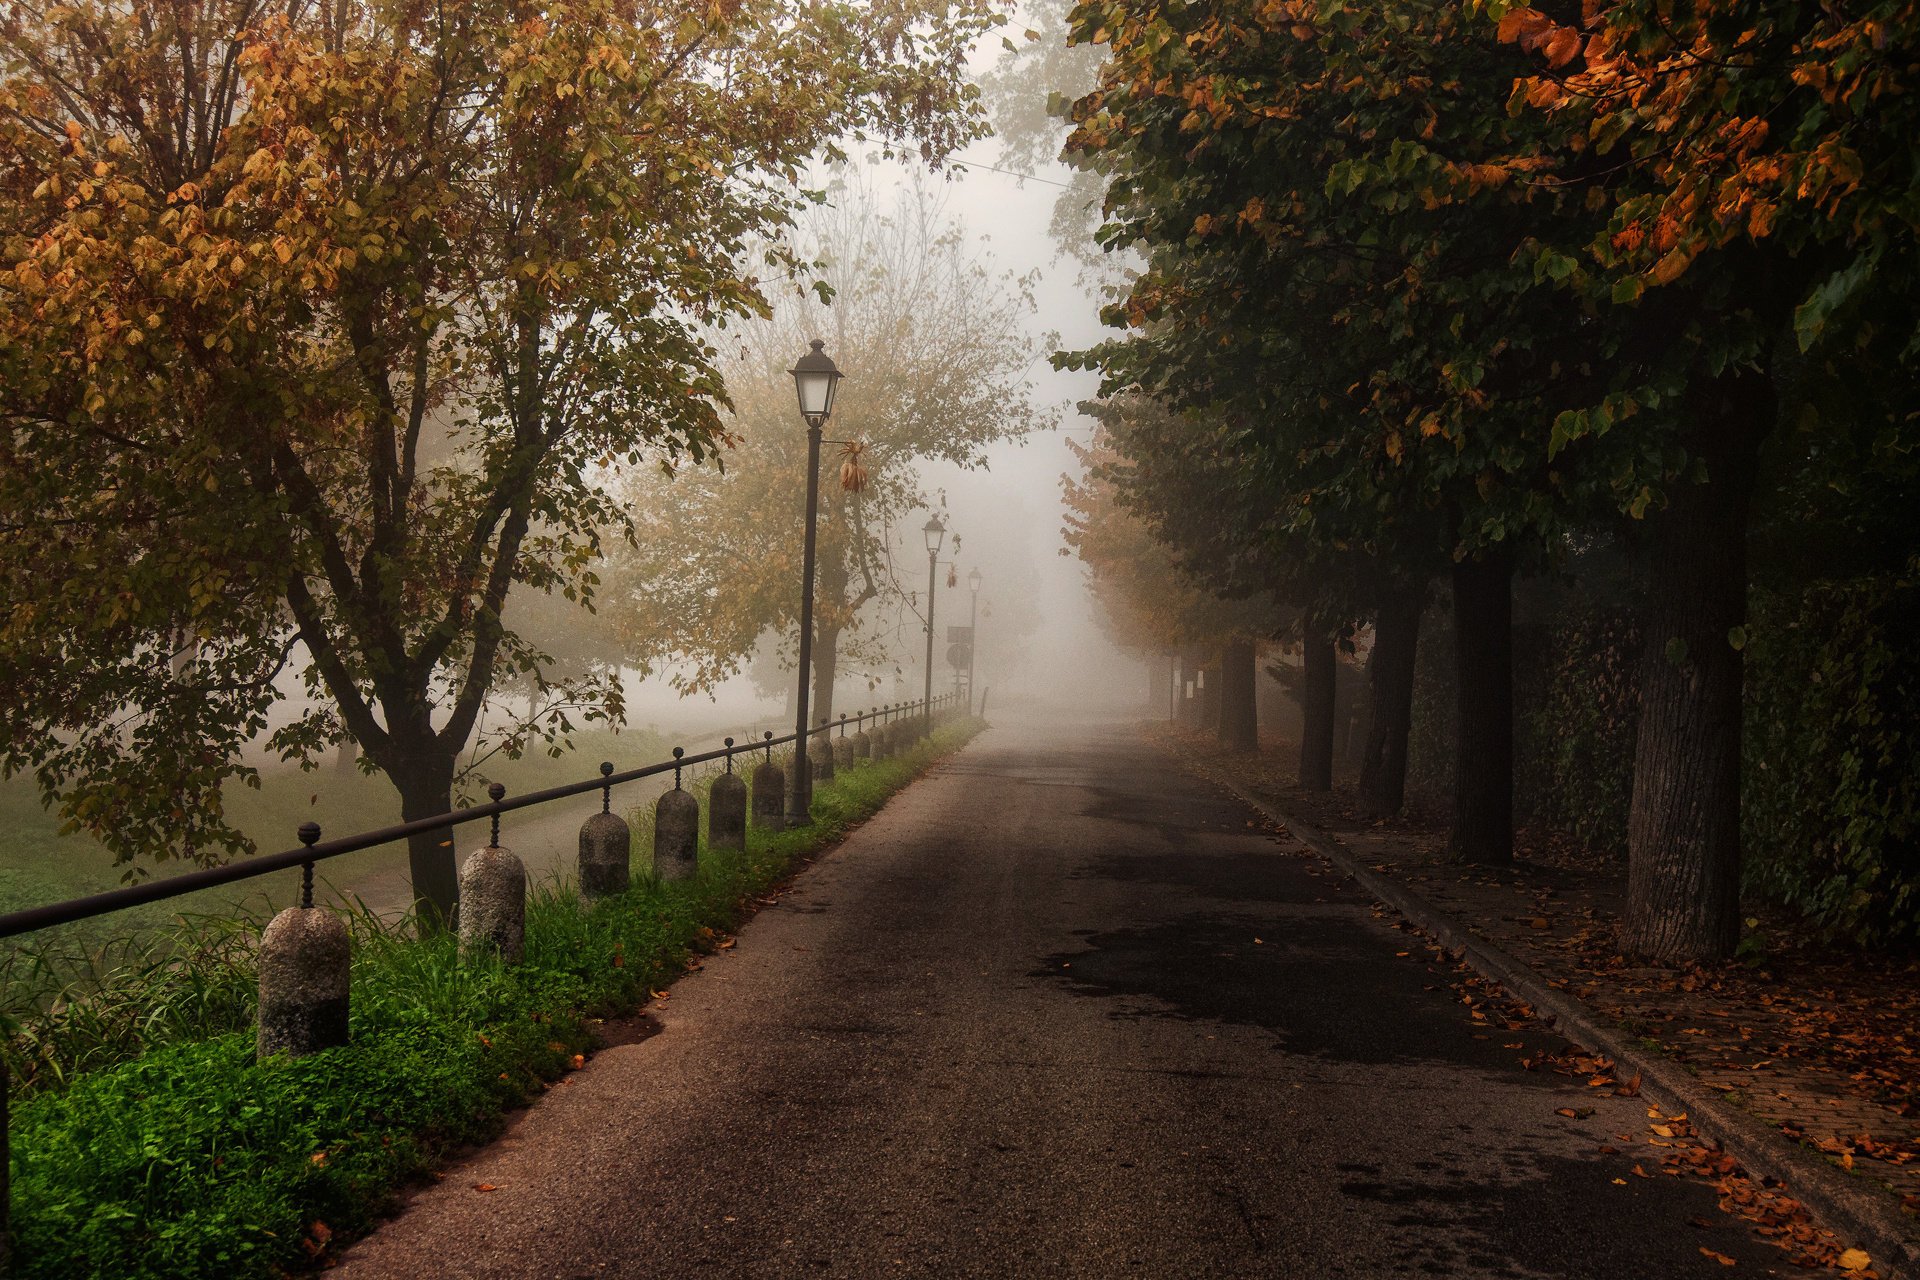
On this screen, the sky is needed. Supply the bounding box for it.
[911,149,1145,711]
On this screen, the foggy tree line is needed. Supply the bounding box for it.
[1047,0,1920,961]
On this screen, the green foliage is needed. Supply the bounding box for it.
[1512,602,1641,859]
[1743,569,1920,946]
[3,721,983,1279]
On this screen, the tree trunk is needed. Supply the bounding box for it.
[1450,546,1513,864]
[388,747,458,934]
[1218,640,1258,752]
[812,623,840,731]
[1298,631,1336,790]
[1200,666,1222,731]
[1359,586,1423,818]
[1624,371,1770,963]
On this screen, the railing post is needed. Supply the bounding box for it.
[751,731,786,833]
[258,822,351,1059]
[460,784,527,963]
[710,738,748,852]
[654,748,700,880]
[579,762,631,899]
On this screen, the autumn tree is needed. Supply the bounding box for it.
[0,0,993,924]
[1486,0,1920,958]
[1058,0,1642,844]
[1059,413,1280,747]
[601,178,1050,728]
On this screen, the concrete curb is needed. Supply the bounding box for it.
[1220,779,1920,1280]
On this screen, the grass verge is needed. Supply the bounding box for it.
[5,717,983,1279]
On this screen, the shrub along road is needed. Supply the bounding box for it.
[338,713,1838,1277]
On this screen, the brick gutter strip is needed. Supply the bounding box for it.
[1221,778,1920,1280]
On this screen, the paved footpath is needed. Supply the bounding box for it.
[339,714,1808,1279]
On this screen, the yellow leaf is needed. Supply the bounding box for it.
[1839,1249,1871,1272]
[1648,248,1691,286]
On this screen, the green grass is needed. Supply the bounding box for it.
[3,719,981,1279]
[0,725,672,928]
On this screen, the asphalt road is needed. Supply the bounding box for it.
[337,713,1804,1278]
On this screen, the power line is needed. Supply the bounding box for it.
[952,160,1077,190]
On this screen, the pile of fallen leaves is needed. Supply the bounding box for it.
[1643,1104,1879,1275]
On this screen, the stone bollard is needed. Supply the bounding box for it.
[257,905,351,1059]
[710,739,748,852]
[814,720,835,783]
[460,844,528,962]
[578,762,632,899]
[852,718,873,761]
[654,748,700,881]
[751,734,786,832]
[833,733,854,772]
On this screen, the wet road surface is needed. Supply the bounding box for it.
[338,714,1800,1278]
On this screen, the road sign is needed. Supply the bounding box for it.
[946,642,972,669]
[947,625,974,645]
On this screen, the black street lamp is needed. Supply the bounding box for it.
[966,567,982,715]
[921,515,946,738]
[788,340,843,823]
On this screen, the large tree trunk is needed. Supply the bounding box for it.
[1624,371,1770,963]
[1359,585,1423,818]
[388,746,458,933]
[1450,547,1513,864]
[811,622,841,731]
[1218,640,1259,752]
[1298,631,1336,790]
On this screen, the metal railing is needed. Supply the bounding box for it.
[0,693,959,942]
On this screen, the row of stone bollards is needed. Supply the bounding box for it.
[254,709,961,1062]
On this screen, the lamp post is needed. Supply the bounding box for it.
[788,340,843,824]
[966,567,982,715]
[921,516,946,739]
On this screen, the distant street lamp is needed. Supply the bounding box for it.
[787,340,843,823]
[966,567,982,715]
[921,516,946,739]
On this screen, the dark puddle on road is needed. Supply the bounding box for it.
[1071,785,1262,848]
[1074,849,1352,908]
[1032,913,1505,1067]
[1321,1150,1780,1279]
